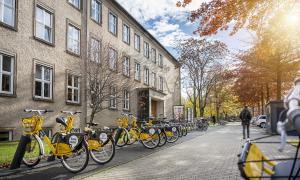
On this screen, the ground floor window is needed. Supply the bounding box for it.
[0,130,12,141]
[0,53,14,95]
[110,86,117,109]
[67,74,80,104]
[123,90,130,110]
[34,63,53,100]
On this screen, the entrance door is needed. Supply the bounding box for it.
[151,100,157,117]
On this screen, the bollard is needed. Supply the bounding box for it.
[10,135,31,169]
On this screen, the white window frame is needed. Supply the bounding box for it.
[151,48,156,63]
[144,42,149,58]
[68,0,81,9]
[67,74,80,104]
[0,54,14,95]
[134,34,140,51]
[144,67,149,85]
[35,5,54,43]
[110,86,117,109]
[34,64,53,100]
[67,23,81,55]
[90,38,101,63]
[151,72,156,88]
[159,76,163,91]
[0,0,16,27]
[109,48,117,71]
[122,23,130,44]
[108,11,117,35]
[158,54,163,67]
[123,56,130,76]
[91,0,101,23]
[123,90,130,110]
[134,63,141,81]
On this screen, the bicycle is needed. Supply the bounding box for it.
[58,111,115,165]
[21,109,89,173]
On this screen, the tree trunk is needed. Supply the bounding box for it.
[266,83,270,102]
[193,86,197,118]
[276,68,282,100]
[261,85,264,115]
[257,102,261,116]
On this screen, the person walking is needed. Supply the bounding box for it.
[239,105,252,139]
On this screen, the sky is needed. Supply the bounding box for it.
[116,0,255,58]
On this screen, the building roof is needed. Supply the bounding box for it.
[110,0,180,66]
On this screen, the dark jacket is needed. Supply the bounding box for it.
[239,108,252,125]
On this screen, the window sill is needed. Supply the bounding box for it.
[66,50,81,58]
[66,101,81,106]
[67,2,82,12]
[123,74,130,78]
[0,93,17,98]
[34,36,55,47]
[134,49,140,53]
[134,79,141,83]
[0,22,17,32]
[33,97,54,103]
[144,83,149,86]
[109,107,118,111]
[123,40,130,46]
[91,18,102,26]
[123,108,130,112]
[108,31,117,37]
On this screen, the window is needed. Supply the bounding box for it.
[109,48,117,71]
[123,90,129,110]
[108,12,117,35]
[123,56,130,77]
[0,0,16,27]
[91,0,101,23]
[0,130,12,141]
[134,34,140,51]
[122,24,130,44]
[144,67,149,85]
[144,42,149,58]
[90,38,101,63]
[158,54,163,67]
[68,0,81,9]
[151,48,156,63]
[67,23,80,55]
[134,62,141,81]
[35,5,54,44]
[151,72,156,88]
[110,86,117,109]
[0,54,14,95]
[34,64,53,100]
[159,76,163,91]
[67,74,80,104]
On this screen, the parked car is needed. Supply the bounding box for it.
[255,115,267,128]
[250,117,257,125]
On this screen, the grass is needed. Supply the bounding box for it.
[0,141,51,165]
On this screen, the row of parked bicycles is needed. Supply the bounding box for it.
[18,110,209,173]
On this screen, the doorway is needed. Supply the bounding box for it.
[151,100,157,117]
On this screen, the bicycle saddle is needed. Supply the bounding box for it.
[87,122,99,126]
[56,117,67,127]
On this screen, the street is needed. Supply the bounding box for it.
[1,123,297,180]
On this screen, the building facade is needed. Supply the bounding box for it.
[0,0,181,141]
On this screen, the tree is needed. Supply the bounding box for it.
[86,40,134,123]
[176,0,298,36]
[178,38,228,117]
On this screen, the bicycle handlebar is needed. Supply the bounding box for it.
[61,111,82,115]
[24,109,54,115]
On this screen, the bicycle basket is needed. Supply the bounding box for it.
[21,116,38,133]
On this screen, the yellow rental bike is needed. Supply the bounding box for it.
[58,111,115,165]
[21,109,89,173]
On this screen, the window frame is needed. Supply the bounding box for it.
[0,0,17,30]
[108,11,118,36]
[122,23,130,45]
[159,76,164,91]
[122,56,130,77]
[123,89,130,111]
[109,86,117,109]
[66,72,81,105]
[108,47,118,71]
[66,20,81,57]
[144,41,149,58]
[33,60,54,101]
[67,0,81,11]
[151,48,156,63]
[90,37,101,63]
[158,54,163,68]
[144,67,149,85]
[90,0,102,25]
[0,130,13,141]
[0,51,16,97]
[151,72,156,89]
[134,33,140,52]
[134,62,141,81]
[34,3,55,46]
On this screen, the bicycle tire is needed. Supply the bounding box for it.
[126,128,138,145]
[166,128,179,143]
[90,136,115,165]
[158,130,167,147]
[141,131,160,149]
[22,134,42,167]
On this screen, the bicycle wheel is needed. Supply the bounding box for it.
[178,126,183,137]
[113,128,128,147]
[158,130,167,147]
[22,134,42,167]
[166,127,179,143]
[182,126,188,136]
[126,128,138,145]
[140,129,160,149]
[90,136,115,165]
[61,140,89,173]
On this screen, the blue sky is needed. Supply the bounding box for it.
[116,0,255,58]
